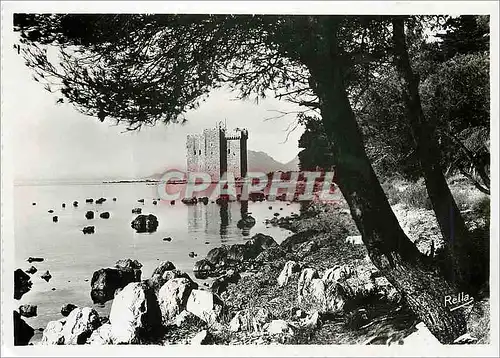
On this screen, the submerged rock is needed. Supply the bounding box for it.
[236,215,256,229]
[26,266,37,275]
[206,246,229,268]
[52,216,58,223]
[14,269,32,300]
[131,214,159,233]
[19,304,37,318]
[82,226,95,234]
[109,282,161,344]
[86,198,94,203]
[73,201,78,207]
[41,270,52,282]
[99,212,110,219]
[85,211,94,219]
[27,257,44,263]
[132,207,142,214]
[14,311,34,345]
[95,197,106,204]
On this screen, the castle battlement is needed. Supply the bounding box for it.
[186,125,248,180]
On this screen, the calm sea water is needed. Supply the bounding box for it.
[14,182,298,340]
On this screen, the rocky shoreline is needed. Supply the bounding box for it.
[13,200,488,346]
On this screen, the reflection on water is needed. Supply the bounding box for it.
[187,200,252,242]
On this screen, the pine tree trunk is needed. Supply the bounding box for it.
[303,18,467,343]
[392,17,486,295]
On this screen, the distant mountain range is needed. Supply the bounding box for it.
[147,150,299,179]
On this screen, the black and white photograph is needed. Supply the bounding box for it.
[1,1,498,356]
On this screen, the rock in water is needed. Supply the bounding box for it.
[170,200,175,205]
[188,251,196,258]
[86,198,94,203]
[26,266,37,275]
[19,304,37,318]
[137,199,145,203]
[61,303,78,317]
[85,211,94,219]
[41,318,65,345]
[206,246,228,267]
[131,207,142,214]
[157,278,196,324]
[13,311,34,345]
[14,269,32,300]
[73,201,78,207]
[90,264,142,304]
[48,209,54,213]
[99,212,110,219]
[277,261,300,287]
[82,226,95,234]
[95,197,106,204]
[193,259,215,279]
[26,257,44,263]
[62,203,66,208]
[186,289,223,326]
[130,214,159,233]
[114,259,142,279]
[41,270,52,282]
[236,215,256,229]
[153,200,157,205]
[109,282,161,344]
[62,307,101,345]
[52,216,58,222]
[163,237,172,242]
[112,197,117,201]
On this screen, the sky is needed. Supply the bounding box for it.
[4,35,305,182]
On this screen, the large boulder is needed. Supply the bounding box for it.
[41,319,65,345]
[147,268,194,294]
[244,233,278,259]
[297,268,319,300]
[19,304,37,318]
[186,290,224,326]
[62,307,101,345]
[109,282,161,344]
[131,214,159,233]
[266,319,294,336]
[322,265,353,285]
[295,241,319,259]
[88,324,113,345]
[157,278,197,325]
[13,311,34,346]
[226,244,246,263]
[277,261,300,287]
[190,330,213,345]
[14,269,32,300]
[255,246,286,263]
[90,264,141,304]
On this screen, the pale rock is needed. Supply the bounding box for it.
[300,311,321,329]
[403,322,442,346]
[277,260,300,287]
[297,268,319,300]
[266,320,294,335]
[345,235,363,245]
[191,330,212,345]
[454,333,478,344]
[62,307,101,345]
[41,319,66,345]
[186,289,223,326]
[88,324,113,345]
[109,282,161,344]
[158,278,196,324]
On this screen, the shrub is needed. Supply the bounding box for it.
[398,180,432,210]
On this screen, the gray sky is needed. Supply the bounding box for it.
[5,35,305,182]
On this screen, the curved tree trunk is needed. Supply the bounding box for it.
[303,18,467,343]
[392,17,487,296]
